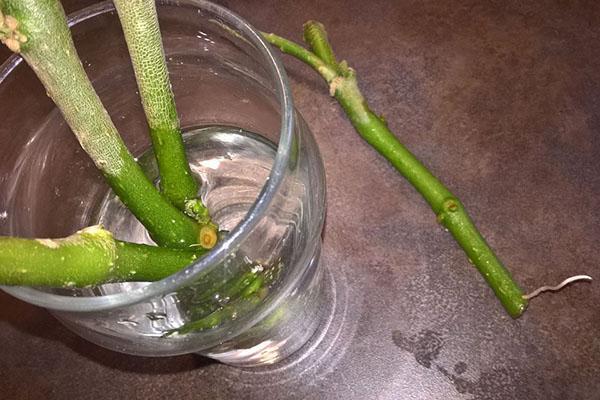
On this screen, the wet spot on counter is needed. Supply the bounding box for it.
[391,329,444,369]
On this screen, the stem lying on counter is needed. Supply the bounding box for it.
[0,226,206,287]
[263,22,529,318]
[112,0,213,226]
[0,0,216,249]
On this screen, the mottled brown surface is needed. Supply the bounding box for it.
[1,1,599,399]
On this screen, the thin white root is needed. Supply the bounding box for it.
[523,274,593,300]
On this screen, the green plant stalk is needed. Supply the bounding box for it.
[193,270,259,307]
[166,295,263,336]
[0,0,204,248]
[170,260,282,335]
[112,0,208,217]
[173,266,258,319]
[166,276,266,336]
[302,20,338,69]
[263,25,528,318]
[178,270,262,326]
[0,226,206,287]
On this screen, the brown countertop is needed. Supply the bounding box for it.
[1,1,599,399]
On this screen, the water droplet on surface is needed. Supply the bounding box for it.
[146,312,167,321]
[117,319,139,327]
[251,264,264,273]
[218,296,231,306]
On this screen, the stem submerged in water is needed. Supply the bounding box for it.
[112,0,208,214]
[0,0,208,248]
[263,23,528,318]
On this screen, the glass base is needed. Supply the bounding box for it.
[201,250,361,371]
[201,246,325,367]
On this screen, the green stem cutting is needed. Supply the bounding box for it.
[0,226,206,287]
[263,23,528,318]
[112,0,211,222]
[0,0,212,249]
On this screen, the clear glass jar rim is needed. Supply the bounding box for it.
[1,0,295,312]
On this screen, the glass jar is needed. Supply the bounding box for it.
[0,0,326,367]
